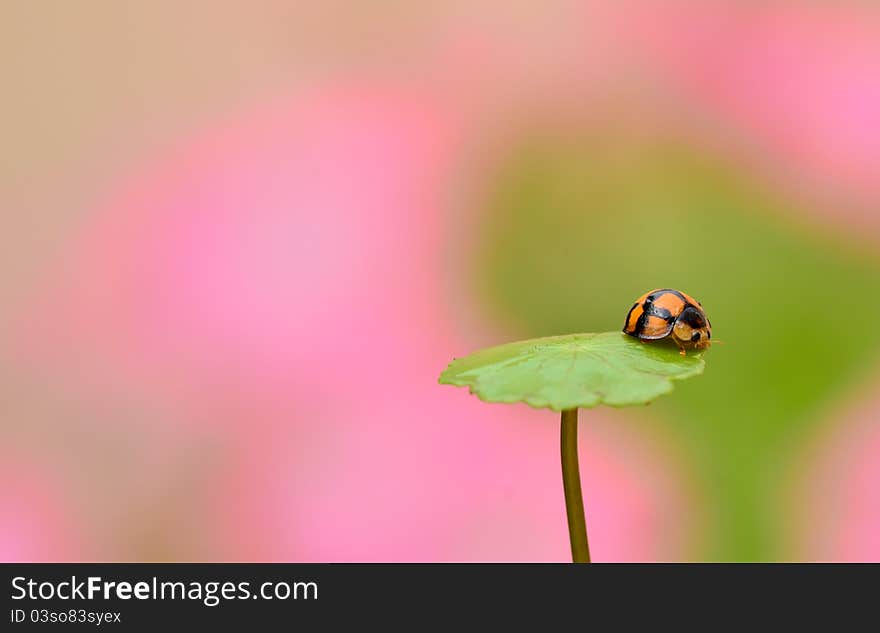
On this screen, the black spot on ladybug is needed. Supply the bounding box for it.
[707,331,711,340]
[634,309,650,335]
[648,305,672,320]
[691,332,701,342]
[680,306,705,328]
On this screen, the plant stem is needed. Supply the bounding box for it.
[561,408,590,563]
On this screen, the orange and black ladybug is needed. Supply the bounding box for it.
[623,288,712,355]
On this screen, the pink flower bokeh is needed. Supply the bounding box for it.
[0,459,84,562]
[7,2,880,563]
[11,85,700,561]
[788,384,880,561]
[625,2,880,233]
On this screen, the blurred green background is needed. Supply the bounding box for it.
[475,129,880,559]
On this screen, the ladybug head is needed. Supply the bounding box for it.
[673,305,712,350]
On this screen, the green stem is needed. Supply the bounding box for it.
[561,408,590,563]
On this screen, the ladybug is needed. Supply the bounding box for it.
[623,288,712,355]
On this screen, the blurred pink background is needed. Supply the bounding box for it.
[2,2,879,561]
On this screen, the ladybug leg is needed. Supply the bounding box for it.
[672,337,687,356]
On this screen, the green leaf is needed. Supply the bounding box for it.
[439,332,705,411]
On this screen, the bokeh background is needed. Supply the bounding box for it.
[3,1,879,562]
